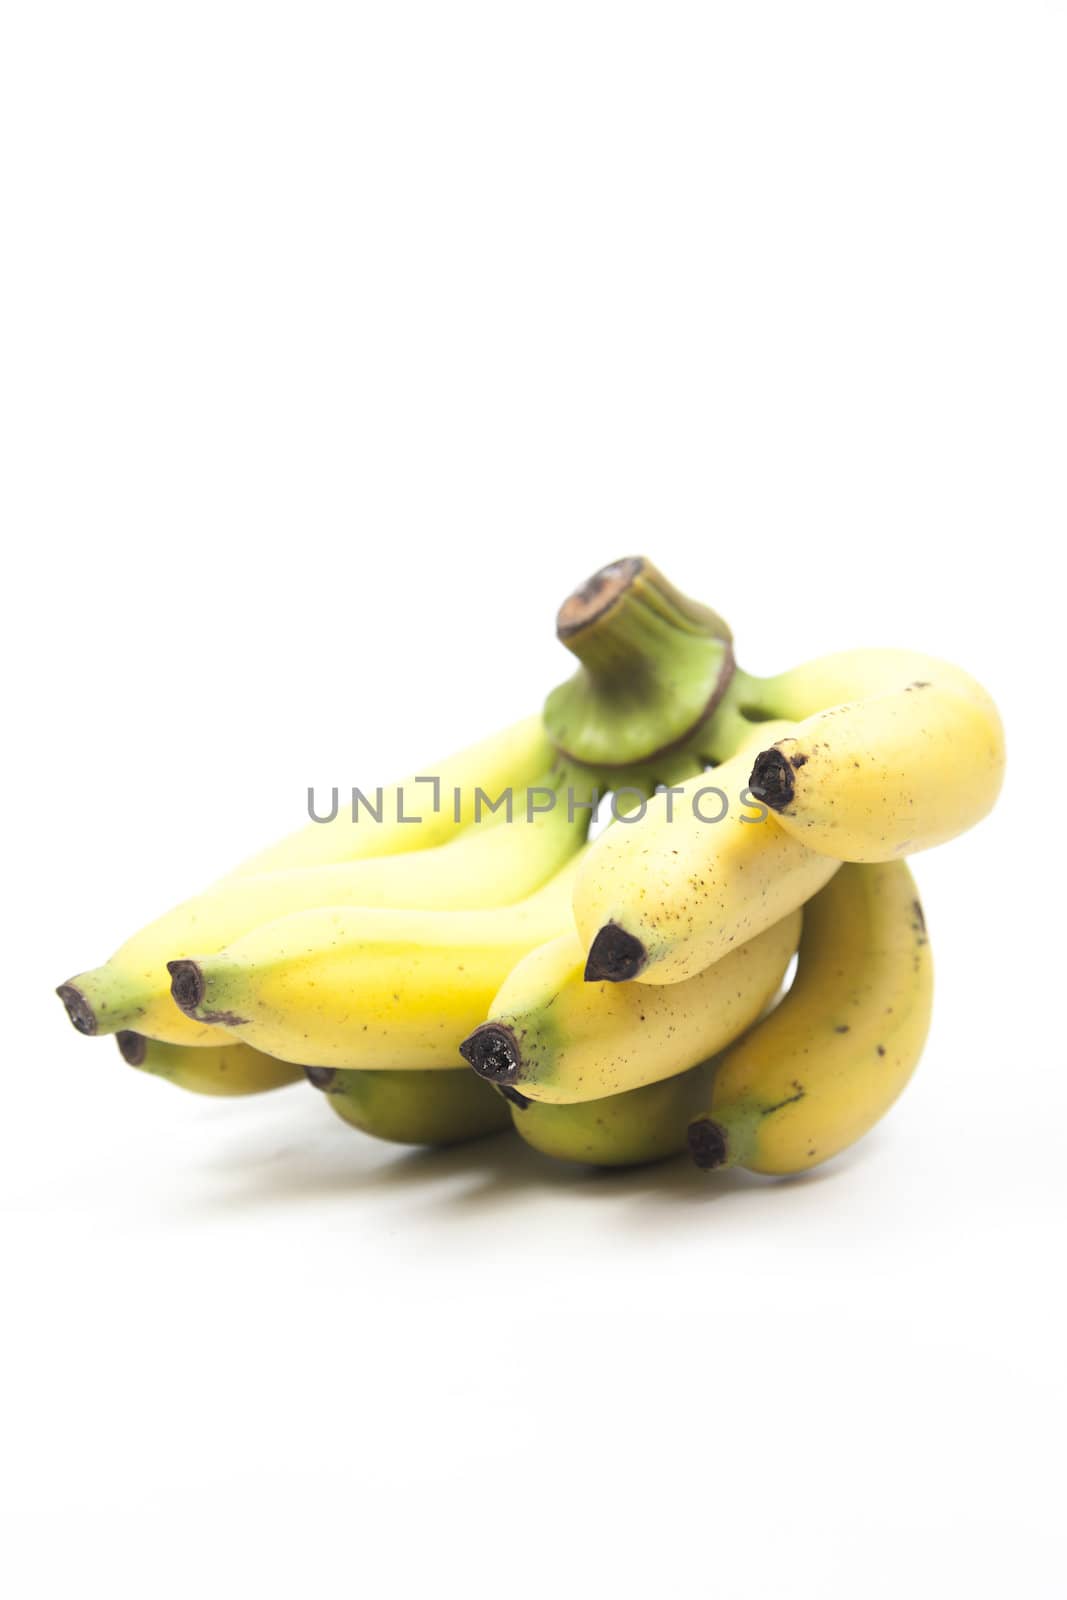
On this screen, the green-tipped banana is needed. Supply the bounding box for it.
[744,650,1004,862]
[115,1032,302,1096]
[688,860,933,1176]
[460,909,800,1103]
[305,1066,511,1146]
[58,765,593,1047]
[507,1060,716,1166]
[168,855,583,1069]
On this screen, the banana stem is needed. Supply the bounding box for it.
[544,557,735,772]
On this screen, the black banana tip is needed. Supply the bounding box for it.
[116,1031,147,1066]
[688,1118,729,1170]
[496,1084,532,1111]
[748,747,795,812]
[167,960,205,1016]
[459,1024,523,1085]
[56,983,96,1036]
[583,923,647,983]
[304,1067,338,1092]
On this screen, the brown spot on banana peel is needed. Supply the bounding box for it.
[761,1086,806,1116]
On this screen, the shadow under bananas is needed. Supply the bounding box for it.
[175,1096,856,1225]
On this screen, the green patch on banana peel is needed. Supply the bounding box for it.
[315,1067,510,1147]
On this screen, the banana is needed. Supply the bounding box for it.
[507,1060,716,1166]
[576,723,839,986]
[167,855,583,1069]
[460,909,800,1102]
[743,650,1004,861]
[114,1032,302,1095]
[231,713,553,876]
[57,765,591,1046]
[687,860,932,1175]
[305,1066,511,1146]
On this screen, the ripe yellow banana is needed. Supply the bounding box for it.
[688,859,932,1175]
[167,856,583,1069]
[305,1066,511,1146]
[115,1032,302,1095]
[576,723,839,986]
[58,764,591,1047]
[507,1060,716,1166]
[232,713,553,876]
[460,909,800,1102]
[743,650,1004,861]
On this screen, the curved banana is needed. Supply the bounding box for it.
[231,713,552,876]
[167,856,583,1069]
[305,1066,511,1146]
[508,1060,716,1166]
[460,909,800,1102]
[114,1032,302,1096]
[57,766,590,1046]
[576,724,839,986]
[688,860,932,1175]
[744,650,1004,861]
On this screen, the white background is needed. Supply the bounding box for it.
[3,3,1065,1596]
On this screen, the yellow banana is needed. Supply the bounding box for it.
[167,856,583,1069]
[743,650,1004,861]
[576,723,838,986]
[115,1032,302,1096]
[57,764,590,1047]
[507,1060,716,1166]
[231,713,552,875]
[688,860,932,1175]
[460,909,800,1102]
[305,1066,511,1146]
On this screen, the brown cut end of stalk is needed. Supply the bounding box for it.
[116,1031,147,1066]
[748,747,796,812]
[556,557,644,639]
[459,1023,523,1085]
[57,983,97,1036]
[583,922,648,983]
[688,1118,730,1170]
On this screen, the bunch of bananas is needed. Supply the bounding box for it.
[58,557,1004,1181]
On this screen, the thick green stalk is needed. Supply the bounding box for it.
[544,557,735,773]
